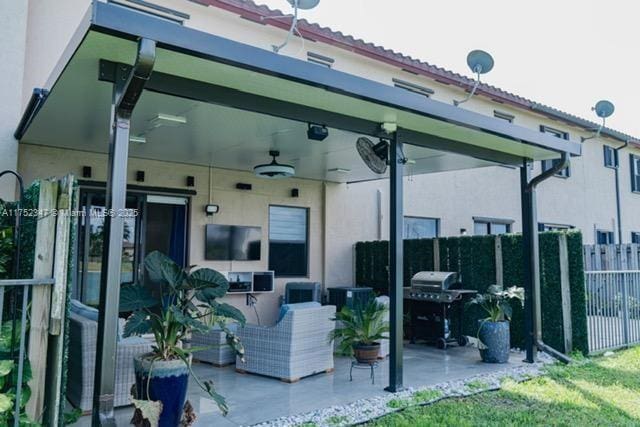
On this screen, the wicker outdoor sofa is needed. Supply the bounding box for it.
[67,312,152,412]
[235,304,336,383]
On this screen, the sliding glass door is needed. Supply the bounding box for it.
[76,190,188,306]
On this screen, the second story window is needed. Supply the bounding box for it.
[307,52,334,68]
[540,125,571,178]
[392,78,434,98]
[604,146,619,168]
[631,154,640,193]
[494,110,515,123]
[631,232,640,244]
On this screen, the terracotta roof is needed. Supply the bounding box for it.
[191,0,639,147]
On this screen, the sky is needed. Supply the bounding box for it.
[257,0,640,138]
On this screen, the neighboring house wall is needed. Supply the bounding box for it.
[19,144,324,325]
[0,1,29,199]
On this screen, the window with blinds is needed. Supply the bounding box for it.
[268,206,309,277]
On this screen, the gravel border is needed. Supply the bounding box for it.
[252,351,554,427]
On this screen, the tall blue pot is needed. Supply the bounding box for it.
[134,354,190,427]
[478,320,510,363]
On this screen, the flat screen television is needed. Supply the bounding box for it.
[205,224,262,261]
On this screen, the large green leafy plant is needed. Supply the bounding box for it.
[0,322,39,426]
[468,285,525,322]
[330,299,389,355]
[120,251,246,415]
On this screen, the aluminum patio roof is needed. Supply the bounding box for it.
[14,2,581,183]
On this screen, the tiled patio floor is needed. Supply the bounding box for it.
[72,344,527,426]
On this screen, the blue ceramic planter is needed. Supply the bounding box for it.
[478,320,510,363]
[134,355,190,427]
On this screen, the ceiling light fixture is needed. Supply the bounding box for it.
[130,136,147,144]
[254,150,295,179]
[148,113,187,129]
[328,168,351,174]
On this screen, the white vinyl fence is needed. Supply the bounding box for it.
[585,271,640,352]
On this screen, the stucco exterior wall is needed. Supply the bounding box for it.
[19,144,324,325]
[6,0,640,298]
[0,1,29,200]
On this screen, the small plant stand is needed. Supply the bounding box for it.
[350,360,379,385]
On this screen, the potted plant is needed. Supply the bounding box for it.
[468,285,524,363]
[330,299,389,364]
[120,251,246,426]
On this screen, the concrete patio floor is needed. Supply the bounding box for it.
[72,344,527,426]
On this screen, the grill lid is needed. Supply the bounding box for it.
[411,271,460,290]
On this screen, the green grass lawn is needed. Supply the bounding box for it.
[368,347,640,427]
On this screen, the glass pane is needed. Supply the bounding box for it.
[491,223,508,235]
[404,217,438,239]
[474,222,488,236]
[145,202,187,266]
[269,206,308,277]
[81,194,138,306]
[269,206,307,242]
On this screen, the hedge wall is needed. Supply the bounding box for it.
[354,231,589,355]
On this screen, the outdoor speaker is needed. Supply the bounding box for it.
[136,171,145,182]
[82,166,92,178]
[307,124,329,141]
[186,176,195,187]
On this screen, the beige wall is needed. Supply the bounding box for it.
[0,0,29,199]
[8,0,640,303]
[19,144,324,325]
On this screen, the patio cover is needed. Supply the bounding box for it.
[14,2,580,424]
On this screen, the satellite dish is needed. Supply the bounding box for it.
[287,0,320,10]
[582,100,615,142]
[594,100,615,119]
[454,50,494,106]
[356,137,388,175]
[466,50,494,74]
[273,0,320,53]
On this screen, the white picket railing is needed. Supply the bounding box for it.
[585,270,640,353]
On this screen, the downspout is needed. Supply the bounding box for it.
[524,152,573,364]
[614,141,629,244]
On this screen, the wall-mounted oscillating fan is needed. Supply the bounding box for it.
[356,137,389,174]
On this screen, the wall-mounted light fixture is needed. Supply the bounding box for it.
[205,204,220,216]
[186,176,195,187]
[136,171,145,182]
[236,183,252,191]
[291,188,300,198]
[82,166,92,178]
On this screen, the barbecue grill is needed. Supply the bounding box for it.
[404,271,476,349]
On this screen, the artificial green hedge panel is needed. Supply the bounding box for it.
[354,231,589,355]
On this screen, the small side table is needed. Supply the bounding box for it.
[350,360,379,384]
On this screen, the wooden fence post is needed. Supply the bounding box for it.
[26,180,58,420]
[46,175,74,426]
[558,234,573,354]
